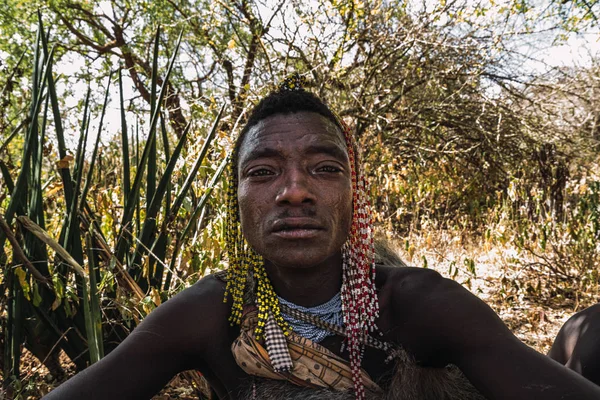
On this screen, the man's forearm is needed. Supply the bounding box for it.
[42,348,175,400]
[458,340,600,400]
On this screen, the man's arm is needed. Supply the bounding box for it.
[43,275,225,400]
[388,268,600,400]
[548,303,600,385]
[459,335,600,400]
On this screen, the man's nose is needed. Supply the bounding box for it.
[275,170,315,205]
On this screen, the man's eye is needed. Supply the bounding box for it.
[317,166,341,173]
[248,169,274,177]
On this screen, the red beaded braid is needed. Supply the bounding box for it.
[338,119,379,400]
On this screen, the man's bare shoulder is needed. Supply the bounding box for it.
[168,272,231,325]
[374,240,454,294]
[184,272,229,303]
[134,273,232,352]
[376,264,449,296]
[376,264,487,318]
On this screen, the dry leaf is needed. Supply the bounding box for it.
[56,155,74,169]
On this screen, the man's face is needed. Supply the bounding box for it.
[237,112,353,270]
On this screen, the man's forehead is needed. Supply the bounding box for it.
[238,112,347,161]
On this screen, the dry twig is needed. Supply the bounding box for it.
[0,215,51,284]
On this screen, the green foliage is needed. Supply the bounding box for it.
[0,17,224,398]
[512,176,600,289]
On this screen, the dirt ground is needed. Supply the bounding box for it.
[8,232,599,399]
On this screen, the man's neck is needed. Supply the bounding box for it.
[264,253,343,307]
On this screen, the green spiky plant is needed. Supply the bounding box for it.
[0,14,226,399]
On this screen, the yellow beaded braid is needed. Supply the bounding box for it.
[224,74,311,339]
[223,158,290,339]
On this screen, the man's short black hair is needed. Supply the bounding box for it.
[233,89,342,166]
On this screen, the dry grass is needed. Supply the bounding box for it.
[393,227,599,354]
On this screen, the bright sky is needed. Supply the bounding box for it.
[531,33,600,69]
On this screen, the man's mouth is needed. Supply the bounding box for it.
[271,218,324,239]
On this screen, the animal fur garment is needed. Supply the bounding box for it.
[238,347,487,400]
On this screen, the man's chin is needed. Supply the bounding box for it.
[262,248,340,271]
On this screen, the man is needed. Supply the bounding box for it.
[45,77,600,399]
[549,303,600,386]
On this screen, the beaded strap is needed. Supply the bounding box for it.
[279,303,394,357]
[278,292,343,343]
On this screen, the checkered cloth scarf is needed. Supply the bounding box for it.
[231,304,384,395]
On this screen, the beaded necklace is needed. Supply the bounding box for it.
[278,292,343,343]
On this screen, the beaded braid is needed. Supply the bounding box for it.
[223,157,291,340]
[338,119,379,400]
[223,74,379,399]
